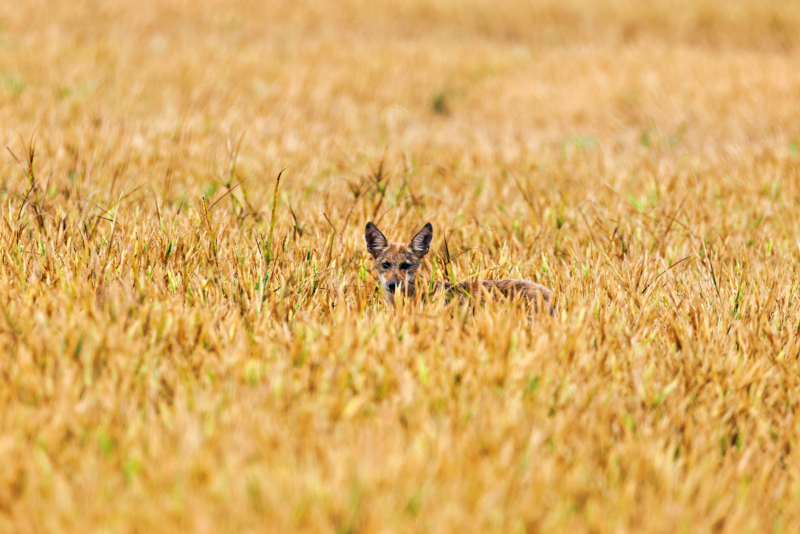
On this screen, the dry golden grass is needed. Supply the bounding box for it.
[2,0,800,532]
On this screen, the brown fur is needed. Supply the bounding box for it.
[364,222,554,314]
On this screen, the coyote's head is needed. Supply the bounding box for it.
[364,222,433,302]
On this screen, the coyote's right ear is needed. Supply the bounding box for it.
[409,222,433,257]
[365,222,389,258]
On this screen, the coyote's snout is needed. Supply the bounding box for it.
[364,222,555,313]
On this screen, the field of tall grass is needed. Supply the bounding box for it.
[2,0,800,531]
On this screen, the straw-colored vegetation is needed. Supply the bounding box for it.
[1,0,800,531]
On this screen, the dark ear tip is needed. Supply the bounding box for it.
[423,222,433,230]
[365,222,375,229]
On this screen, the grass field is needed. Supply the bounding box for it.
[2,0,800,532]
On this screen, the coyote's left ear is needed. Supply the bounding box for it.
[365,222,389,258]
[409,223,433,257]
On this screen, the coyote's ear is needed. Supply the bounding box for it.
[365,222,389,257]
[409,223,433,257]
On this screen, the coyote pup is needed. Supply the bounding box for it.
[364,222,554,313]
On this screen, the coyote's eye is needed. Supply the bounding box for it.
[381,262,391,269]
[400,263,411,270]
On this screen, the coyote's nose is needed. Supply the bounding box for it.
[385,282,398,294]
